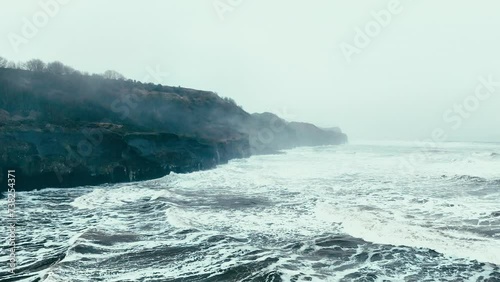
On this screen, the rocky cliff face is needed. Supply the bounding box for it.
[0,68,346,190]
[243,113,348,154]
[0,123,250,191]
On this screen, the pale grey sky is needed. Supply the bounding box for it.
[2,0,500,141]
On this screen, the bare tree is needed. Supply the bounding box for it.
[25,59,46,72]
[0,56,7,68]
[11,61,26,69]
[103,70,125,80]
[6,61,17,69]
[46,61,65,75]
[64,65,79,75]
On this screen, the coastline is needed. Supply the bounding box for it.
[0,68,347,191]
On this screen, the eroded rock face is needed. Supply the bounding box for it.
[0,125,250,191]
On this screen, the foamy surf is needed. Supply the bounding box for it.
[1,141,499,281]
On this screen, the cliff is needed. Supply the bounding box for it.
[0,68,347,190]
[245,113,347,154]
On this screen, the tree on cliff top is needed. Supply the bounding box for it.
[0,56,7,68]
[103,70,126,80]
[46,61,78,75]
[25,59,46,72]
[46,61,65,75]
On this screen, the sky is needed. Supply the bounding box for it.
[1,0,500,142]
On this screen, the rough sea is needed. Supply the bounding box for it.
[1,141,500,281]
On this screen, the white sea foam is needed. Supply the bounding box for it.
[68,141,500,265]
[5,141,500,281]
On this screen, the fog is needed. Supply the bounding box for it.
[2,0,500,142]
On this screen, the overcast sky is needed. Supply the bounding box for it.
[2,0,500,141]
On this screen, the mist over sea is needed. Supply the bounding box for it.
[1,141,500,281]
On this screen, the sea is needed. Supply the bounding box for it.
[1,141,500,282]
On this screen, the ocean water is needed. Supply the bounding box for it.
[1,141,500,282]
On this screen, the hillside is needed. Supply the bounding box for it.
[0,67,347,190]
